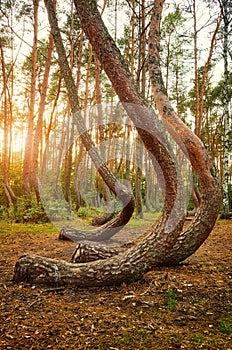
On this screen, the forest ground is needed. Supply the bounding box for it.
[0,217,231,350]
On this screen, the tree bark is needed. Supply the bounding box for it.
[42,0,136,242]
[90,55,115,226]
[134,137,143,219]
[220,0,230,219]
[22,0,39,194]
[31,32,54,202]
[0,38,17,208]
[148,0,221,264]
[198,13,222,137]
[13,0,187,287]
[71,241,119,263]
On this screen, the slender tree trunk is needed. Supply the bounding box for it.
[42,0,136,242]
[125,118,132,183]
[72,28,84,209]
[134,0,146,219]
[193,0,200,137]
[91,55,115,226]
[144,152,152,212]
[0,39,17,207]
[73,141,86,210]
[63,112,74,203]
[134,137,143,218]
[31,32,54,201]
[40,77,62,179]
[53,114,67,199]
[22,0,39,194]
[220,0,230,218]
[198,14,222,137]
[63,3,76,204]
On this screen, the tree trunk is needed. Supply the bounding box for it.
[134,137,143,219]
[41,0,136,242]
[220,0,230,219]
[198,14,222,137]
[63,5,77,204]
[90,55,115,226]
[63,113,74,203]
[148,0,221,264]
[73,142,86,210]
[71,241,120,263]
[22,0,39,194]
[0,38,17,208]
[72,29,85,210]
[13,0,186,286]
[31,32,54,202]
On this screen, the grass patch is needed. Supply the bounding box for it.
[126,211,160,228]
[218,318,232,335]
[0,221,59,235]
[167,289,178,311]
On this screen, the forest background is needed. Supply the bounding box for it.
[0,0,231,225]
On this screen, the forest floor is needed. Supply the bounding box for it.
[0,218,231,350]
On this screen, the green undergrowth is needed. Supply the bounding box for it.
[0,210,161,236]
[0,221,59,236]
[2,213,228,238]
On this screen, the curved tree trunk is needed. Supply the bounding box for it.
[13,0,193,287]
[90,55,115,227]
[58,0,185,241]
[147,0,221,264]
[40,0,136,242]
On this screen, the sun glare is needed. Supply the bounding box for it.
[0,125,26,158]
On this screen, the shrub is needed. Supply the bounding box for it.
[1,196,48,223]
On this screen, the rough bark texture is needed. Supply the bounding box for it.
[90,201,115,226]
[14,0,219,287]
[13,0,185,287]
[42,0,136,242]
[58,196,134,242]
[148,0,221,264]
[71,241,119,263]
[73,0,183,218]
[220,0,230,219]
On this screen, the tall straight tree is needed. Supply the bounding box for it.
[31,32,54,202]
[219,0,231,218]
[0,38,17,207]
[22,0,39,194]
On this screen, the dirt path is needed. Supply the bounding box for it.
[0,220,231,349]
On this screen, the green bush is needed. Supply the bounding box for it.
[77,206,99,219]
[1,197,48,223]
[43,199,72,221]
